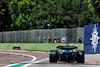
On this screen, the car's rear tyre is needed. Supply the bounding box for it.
[49,50,57,63]
[77,51,84,63]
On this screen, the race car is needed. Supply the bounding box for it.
[49,45,84,63]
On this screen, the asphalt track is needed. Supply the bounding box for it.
[0,50,100,67]
[28,54,100,67]
[0,50,48,67]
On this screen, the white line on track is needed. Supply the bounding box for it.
[24,58,49,67]
[0,52,36,67]
[21,58,49,67]
[32,58,49,64]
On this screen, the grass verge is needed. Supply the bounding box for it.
[0,43,83,52]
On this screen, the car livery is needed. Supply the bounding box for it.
[49,45,84,63]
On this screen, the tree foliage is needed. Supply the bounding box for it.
[85,0,100,22]
[9,0,36,30]
[0,0,12,31]
[30,0,94,29]
[0,0,97,31]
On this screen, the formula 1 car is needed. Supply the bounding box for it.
[49,45,84,63]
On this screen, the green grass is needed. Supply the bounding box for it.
[0,43,84,52]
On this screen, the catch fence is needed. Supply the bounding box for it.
[0,27,84,43]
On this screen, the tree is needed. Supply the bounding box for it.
[0,0,96,31]
[30,0,71,29]
[0,0,12,31]
[29,0,95,29]
[9,0,36,30]
[85,0,100,22]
